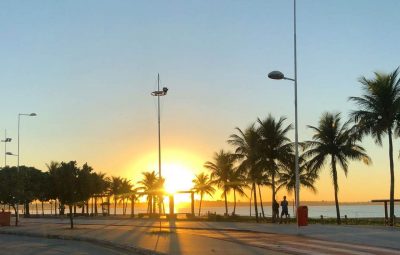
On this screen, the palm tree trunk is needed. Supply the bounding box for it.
[331,156,341,224]
[198,193,203,216]
[233,190,237,215]
[249,186,253,216]
[124,198,127,215]
[55,200,57,216]
[253,182,259,222]
[25,202,30,217]
[130,195,135,218]
[41,201,44,216]
[12,205,18,226]
[148,196,152,214]
[152,196,156,214]
[114,198,117,216]
[94,197,98,216]
[272,173,276,223]
[388,129,395,226]
[224,189,228,216]
[258,185,265,219]
[68,205,74,229]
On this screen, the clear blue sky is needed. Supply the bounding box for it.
[1,0,399,201]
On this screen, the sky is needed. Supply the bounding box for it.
[1,0,400,203]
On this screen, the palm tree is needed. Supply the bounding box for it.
[138,171,158,214]
[110,176,123,215]
[204,150,235,216]
[256,173,270,219]
[349,68,400,226]
[119,178,132,215]
[277,155,318,203]
[92,172,109,215]
[46,161,60,215]
[192,173,215,216]
[228,168,247,215]
[257,115,293,222]
[228,124,262,222]
[304,112,371,224]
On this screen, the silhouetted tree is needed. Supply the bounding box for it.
[349,68,400,226]
[304,112,371,224]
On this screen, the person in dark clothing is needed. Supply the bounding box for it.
[280,196,289,224]
[272,199,279,221]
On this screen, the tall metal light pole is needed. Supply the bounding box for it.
[268,0,299,226]
[18,113,37,168]
[151,74,168,179]
[1,130,12,167]
[16,112,37,225]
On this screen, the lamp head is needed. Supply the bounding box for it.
[268,71,285,80]
[30,113,37,116]
[162,87,168,94]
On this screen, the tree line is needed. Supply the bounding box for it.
[196,67,399,225]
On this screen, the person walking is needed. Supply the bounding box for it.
[280,196,289,224]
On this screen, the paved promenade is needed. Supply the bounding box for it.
[1,217,400,254]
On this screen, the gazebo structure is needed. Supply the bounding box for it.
[371,199,400,225]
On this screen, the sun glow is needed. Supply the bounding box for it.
[162,163,195,194]
[128,149,203,203]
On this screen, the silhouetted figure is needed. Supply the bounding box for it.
[273,200,280,222]
[280,196,289,224]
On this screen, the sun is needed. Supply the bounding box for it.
[128,149,203,203]
[162,163,195,194]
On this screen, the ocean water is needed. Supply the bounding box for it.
[187,204,400,218]
[5,203,399,219]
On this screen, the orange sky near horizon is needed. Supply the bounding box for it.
[117,136,396,204]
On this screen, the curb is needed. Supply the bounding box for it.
[0,229,165,255]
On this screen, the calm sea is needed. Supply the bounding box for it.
[184,205,399,218]
[12,203,400,219]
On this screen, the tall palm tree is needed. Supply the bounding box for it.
[304,112,371,224]
[349,68,400,226]
[204,150,235,216]
[257,115,293,222]
[228,124,262,222]
[192,173,215,216]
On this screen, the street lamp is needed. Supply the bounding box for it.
[18,113,37,168]
[1,130,12,167]
[16,112,37,225]
[150,74,168,179]
[151,74,168,216]
[268,0,300,227]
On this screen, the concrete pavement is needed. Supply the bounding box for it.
[1,217,400,254]
[0,233,134,255]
